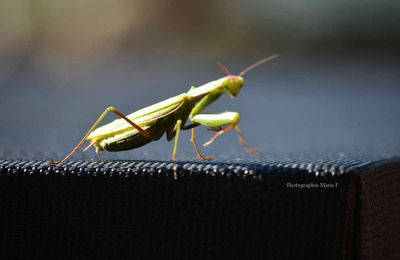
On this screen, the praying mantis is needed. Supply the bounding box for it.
[48,54,279,179]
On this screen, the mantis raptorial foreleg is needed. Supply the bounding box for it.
[203,124,236,147]
[190,111,240,145]
[192,112,257,152]
[48,106,158,165]
[188,90,257,152]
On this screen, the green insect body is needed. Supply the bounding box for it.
[48,55,279,179]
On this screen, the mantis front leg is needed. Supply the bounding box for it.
[189,91,257,152]
[191,112,257,152]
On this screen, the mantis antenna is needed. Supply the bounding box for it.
[217,61,232,76]
[238,54,280,77]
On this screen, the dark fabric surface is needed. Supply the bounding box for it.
[1,158,399,259]
[357,161,400,260]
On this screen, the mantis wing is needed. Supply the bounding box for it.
[87,94,186,140]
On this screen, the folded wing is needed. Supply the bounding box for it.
[87,94,186,140]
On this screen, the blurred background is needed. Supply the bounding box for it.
[0,0,399,161]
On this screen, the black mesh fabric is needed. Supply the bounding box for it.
[356,161,400,260]
[1,158,399,259]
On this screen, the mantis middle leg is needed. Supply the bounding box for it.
[172,119,182,180]
[166,122,211,160]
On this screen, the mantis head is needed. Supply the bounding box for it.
[223,76,245,98]
[217,54,280,98]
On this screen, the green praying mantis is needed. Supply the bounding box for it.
[48,54,279,178]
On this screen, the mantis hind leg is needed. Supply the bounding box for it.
[190,111,257,152]
[48,106,158,166]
